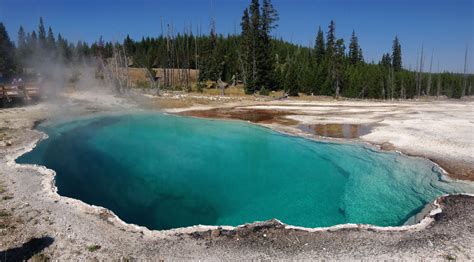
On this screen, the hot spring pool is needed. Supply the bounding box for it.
[17,113,474,230]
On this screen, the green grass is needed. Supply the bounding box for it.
[444,254,456,261]
[2,195,13,200]
[87,245,101,252]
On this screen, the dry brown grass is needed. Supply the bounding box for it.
[153,98,205,109]
[202,86,246,96]
[128,68,199,88]
[142,94,221,109]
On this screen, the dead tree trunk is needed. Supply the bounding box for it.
[380,80,385,100]
[415,52,419,98]
[417,44,424,97]
[389,66,395,100]
[436,60,441,98]
[400,78,406,99]
[462,44,469,97]
[426,50,433,96]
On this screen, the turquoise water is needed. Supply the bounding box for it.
[17,113,474,230]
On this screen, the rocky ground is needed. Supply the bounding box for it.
[0,90,473,260]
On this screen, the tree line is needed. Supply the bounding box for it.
[0,1,472,99]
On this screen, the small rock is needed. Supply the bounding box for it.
[211,228,221,237]
[6,140,12,146]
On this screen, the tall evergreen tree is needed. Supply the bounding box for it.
[259,0,278,90]
[380,53,392,69]
[199,19,221,82]
[74,40,85,62]
[17,26,27,51]
[358,47,364,62]
[284,58,299,96]
[57,33,70,61]
[38,17,46,49]
[322,20,337,96]
[123,35,135,55]
[240,8,253,90]
[16,26,28,66]
[326,20,336,58]
[46,26,56,52]
[392,36,402,71]
[334,38,345,97]
[29,31,38,49]
[314,26,325,64]
[348,30,361,65]
[0,23,16,79]
[249,0,261,93]
[27,30,38,61]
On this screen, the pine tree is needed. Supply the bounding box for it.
[348,30,361,65]
[207,20,221,81]
[27,30,38,62]
[29,31,38,49]
[74,41,84,62]
[392,36,402,71]
[334,38,345,97]
[314,26,325,64]
[249,0,261,92]
[322,20,337,96]
[380,53,392,69]
[17,26,27,51]
[240,8,253,91]
[97,35,105,58]
[358,47,364,62]
[284,59,299,96]
[326,20,336,58]
[123,35,135,55]
[57,33,71,62]
[259,0,278,90]
[16,26,28,67]
[38,17,46,49]
[46,26,56,52]
[199,19,222,82]
[0,23,16,79]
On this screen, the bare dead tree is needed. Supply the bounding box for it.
[426,49,433,96]
[436,60,441,98]
[194,24,200,81]
[146,67,159,95]
[160,17,165,89]
[380,80,385,100]
[217,78,226,96]
[100,42,130,94]
[185,23,191,90]
[389,65,395,100]
[462,44,469,97]
[415,51,420,98]
[417,44,425,97]
[400,77,406,99]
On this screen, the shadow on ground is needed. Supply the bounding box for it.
[0,236,54,262]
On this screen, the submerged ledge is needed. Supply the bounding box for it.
[6,115,474,237]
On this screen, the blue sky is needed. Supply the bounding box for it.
[1,0,472,72]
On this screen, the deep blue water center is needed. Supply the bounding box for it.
[17,113,473,230]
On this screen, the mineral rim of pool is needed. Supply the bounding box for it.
[17,113,474,230]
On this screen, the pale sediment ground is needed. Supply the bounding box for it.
[0,90,473,260]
